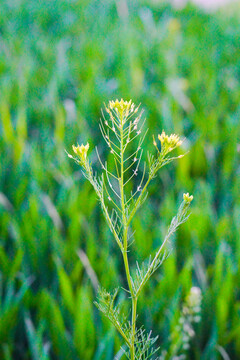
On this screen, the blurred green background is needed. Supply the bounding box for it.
[0,0,239,359]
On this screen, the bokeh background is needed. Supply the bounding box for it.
[0,0,239,359]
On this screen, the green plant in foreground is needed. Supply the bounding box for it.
[68,99,195,359]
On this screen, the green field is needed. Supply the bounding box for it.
[0,0,239,359]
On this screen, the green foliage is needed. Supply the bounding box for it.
[0,0,239,359]
[95,287,131,347]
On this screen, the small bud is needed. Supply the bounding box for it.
[183,193,193,203]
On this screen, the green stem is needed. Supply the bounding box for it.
[122,244,134,294]
[118,113,146,358]
[120,116,126,224]
[119,114,137,358]
[120,123,134,294]
[131,297,138,360]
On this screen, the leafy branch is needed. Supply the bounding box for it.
[132,197,192,297]
[94,288,131,347]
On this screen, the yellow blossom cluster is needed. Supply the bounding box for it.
[72,143,89,164]
[158,131,182,149]
[107,98,138,119]
[153,130,182,154]
[183,192,193,203]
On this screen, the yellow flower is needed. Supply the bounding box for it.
[183,193,193,203]
[158,131,182,149]
[72,143,89,163]
[107,98,137,119]
[153,130,182,153]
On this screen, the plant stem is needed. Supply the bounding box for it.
[119,115,133,290]
[119,116,126,224]
[122,239,134,294]
[119,114,137,358]
[131,296,138,360]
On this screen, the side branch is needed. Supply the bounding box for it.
[133,198,192,297]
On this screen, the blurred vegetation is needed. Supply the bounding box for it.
[0,0,239,359]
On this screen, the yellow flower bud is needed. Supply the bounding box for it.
[158,130,182,151]
[72,143,89,163]
[183,193,193,203]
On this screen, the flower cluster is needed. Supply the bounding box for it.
[183,193,193,203]
[107,98,138,119]
[69,143,89,166]
[155,130,183,153]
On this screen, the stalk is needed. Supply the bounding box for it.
[119,112,137,359]
[131,296,138,360]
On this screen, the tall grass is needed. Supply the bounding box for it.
[0,1,239,359]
